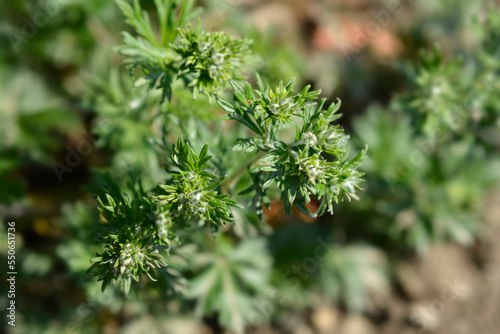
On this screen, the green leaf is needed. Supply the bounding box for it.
[217,97,235,113]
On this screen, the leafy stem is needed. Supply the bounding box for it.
[222,151,267,192]
[217,77,367,217]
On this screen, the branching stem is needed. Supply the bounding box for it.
[223,151,266,192]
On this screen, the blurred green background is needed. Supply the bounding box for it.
[1,0,500,333]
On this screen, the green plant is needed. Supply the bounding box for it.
[3,1,500,333]
[85,0,366,331]
[115,0,253,101]
[345,10,500,254]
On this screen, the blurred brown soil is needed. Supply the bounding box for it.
[245,189,500,334]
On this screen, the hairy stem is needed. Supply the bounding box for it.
[223,151,266,192]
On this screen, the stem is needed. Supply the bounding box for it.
[222,151,266,192]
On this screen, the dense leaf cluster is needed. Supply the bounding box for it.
[172,24,253,99]
[116,0,252,101]
[5,0,500,333]
[217,78,366,217]
[153,139,242,226]
[88,190,171,296]
[90,0,365,329]
[187,237,272,332]
[346,10,500,254]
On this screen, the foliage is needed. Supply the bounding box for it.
[218,78,367,218]
[187,237,272,332]
[2,1,500,333]
[88,178,171,296]
[116,0,253,101]
[318,245,389,312]
[152,138,242,227]
[350,108,500,254]
[83,1,366,330]
[346,11,500,254]
[172,24,254,99]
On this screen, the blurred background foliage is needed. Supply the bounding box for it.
[1,0,500,333]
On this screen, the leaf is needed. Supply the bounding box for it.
[123,277,132,297]
[187,237,272,332]
[294,200,316,218]
[285,76,296,91]
[205,176,225,191]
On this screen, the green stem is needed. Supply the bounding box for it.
[222,151,266,192]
